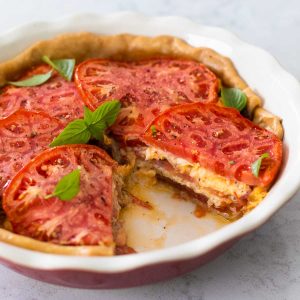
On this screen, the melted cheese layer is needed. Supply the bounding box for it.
[144,147,251,198]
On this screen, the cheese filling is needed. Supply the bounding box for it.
[144,147,251,198]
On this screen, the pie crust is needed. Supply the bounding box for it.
[0,227,114,255]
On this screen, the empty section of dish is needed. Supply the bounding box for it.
[122,179,229,252]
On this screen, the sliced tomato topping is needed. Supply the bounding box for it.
[0,110,64,195]
[3,145,117,246]
[0,65,84,124]
[75,58,219,142]
[142,103,282,187]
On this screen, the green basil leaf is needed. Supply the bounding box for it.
[251,153,269,177]
[50,119,91,147]
[151,125,157,136]
[84,106,93,122]
[221,87,247,111]
[50,100,121,147]
[87,100,121,127]
[86,100,121,141]
[88,122,107,141]
[8,71,52,87]
[42,55,75,81]
[45,168,80,201]
[84,106,106,140]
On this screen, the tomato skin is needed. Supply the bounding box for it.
[74,58,219,142]
[3,145,117,246]
[0,109,64,195]
[0,65,84,124]
[142,102,282,187]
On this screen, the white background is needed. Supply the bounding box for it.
[0,0,299,299]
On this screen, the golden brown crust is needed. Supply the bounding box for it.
[0,228,114,256]
[253,107,283,139]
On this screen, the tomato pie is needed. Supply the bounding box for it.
[0,33,283,255]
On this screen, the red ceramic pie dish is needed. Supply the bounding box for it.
[0,12,299,288]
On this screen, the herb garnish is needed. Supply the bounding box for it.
[7,55,75,88]
[8,71,52,87]
[84,101,121,140]
[50,100,121,147]
[42,55,75,81]
[151,125,157,137]
[251,153,269,177]
[221,87,247,112]
[45,168,81,201]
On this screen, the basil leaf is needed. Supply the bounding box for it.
[50,100,121,146]
[8,71,52,87]
[45,168,80,201]
[84,106,93,121]
[87,100,121,127]
[221,87,247,111]
[151,125,157,136]
[86,100,121,140]
[84,106,106,140]
[42,55,75,81]
[50,119,91,147]
[251,153,269,177]
[88,122,107,141]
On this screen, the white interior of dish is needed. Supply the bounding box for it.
[0,12,300,272]
[122,180,229,252]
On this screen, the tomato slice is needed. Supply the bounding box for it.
[0,110,63,195]
[3,145,118,246]
[75,58,219,142]
[142,103,282,187]
[0,65,84,124]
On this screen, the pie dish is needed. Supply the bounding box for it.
[0,12,299,288]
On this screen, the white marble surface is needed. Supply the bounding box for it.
[0,0,299,299]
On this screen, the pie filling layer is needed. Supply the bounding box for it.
[127,146,259,219]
